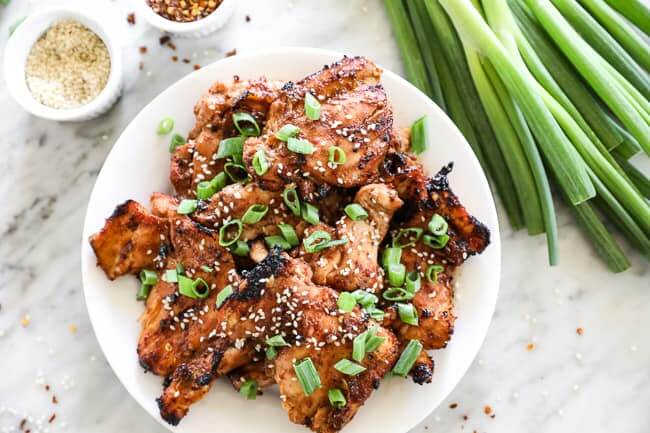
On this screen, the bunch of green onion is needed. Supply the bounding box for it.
[385,0,650,272]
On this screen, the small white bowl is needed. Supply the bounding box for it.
[4,7,123,122]
[133,0,235,38]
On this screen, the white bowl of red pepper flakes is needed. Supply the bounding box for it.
[135,0,235,38]
[4,7,123,122]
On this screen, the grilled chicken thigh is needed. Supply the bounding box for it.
[171,78,280,197]
[243,56,392,191]
[298,183,402,293]
[89,200,169,280]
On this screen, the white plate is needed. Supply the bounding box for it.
[81,47,501,433]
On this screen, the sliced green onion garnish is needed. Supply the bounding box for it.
[177,199,198,215]
[197,172,228,200]
[232,112,260,137]
[337,292,356,313]
[265,235,292,250]
[426,264,444,283]
[423,234,450,250]
[239,379,258,400]
[366,306,385,322]
[351,290,378,308]
[301,202,320,225]
[328,146,346,165]
[252,150,269,176]
[382,247,402,268]
[344,204,368,221]
[216,284,234,308]
[275,124,300,141]
[277,223,299,247]
[163,269,178,283]
[365,334,386,353]
[392,339,423,377]
[266,334,290,347]
[428,214,448,236]
[139,269,158,286]
[224,162,250,183]
[328,388,346,408]
[294,358,321,396]
[334,359,366,376]
[397,303,418,326]
[303,231,347,253]
[352,330,369,362]
[200,265,213,273]
[387,263,406,287]
[157,117,174,135]
[409,115,430,154]
[304,92,321,120]
[216,136,244,160]
[392,228,423,248]
[219,219,243,247]
[136,282,151,301]
[178,275,195,298]
[405,271,421,294]
[266,346,278,360]
[230,240,250,257]
[191,278,210,298]
[242,204,269,225]
[287,137,315,154]
[169,133,186,153]
[283,186,301,216]
[382,287,414,302]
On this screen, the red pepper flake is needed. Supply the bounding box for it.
[182,58,191,64]
[462,415,469,421]
[48,413,56,424]
[171,55,178,62]
[139,46,148,54]
[484,405,493,415]
[159,35,171,45]
[225,48,237,57]
[526,343,535,351]
[449,403,458,409]
[19,419,26,429]
[52,395,58,404]
[576,327,584,336]
[127,13,136,25]
[167,41,177,50]
[490,414,496,419]
[194,64,201,70]
[45,384,50,391]
[245,15,251,22]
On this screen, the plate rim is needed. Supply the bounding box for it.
[80,46,501,433]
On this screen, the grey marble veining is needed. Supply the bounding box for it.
[0,1,648,432]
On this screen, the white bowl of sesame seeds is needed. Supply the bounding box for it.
[134,0,236,38]
[4,7,123,122]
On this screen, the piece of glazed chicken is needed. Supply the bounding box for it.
[171,78,280,197]
[158,249,400,432]
[242,56,393,194]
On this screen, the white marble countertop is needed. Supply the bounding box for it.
[0,1,648,432]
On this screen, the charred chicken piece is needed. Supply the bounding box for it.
[89,200,169,280]
[171,78,280,197]
[137,215,240,377]
[298,183,402,293]
[243,56,392,191]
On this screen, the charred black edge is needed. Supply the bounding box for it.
[425,162,491,255]
[157,397,181,426]
[410,361,434,385]
[109,200,136,218]
[234,247,287,301]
